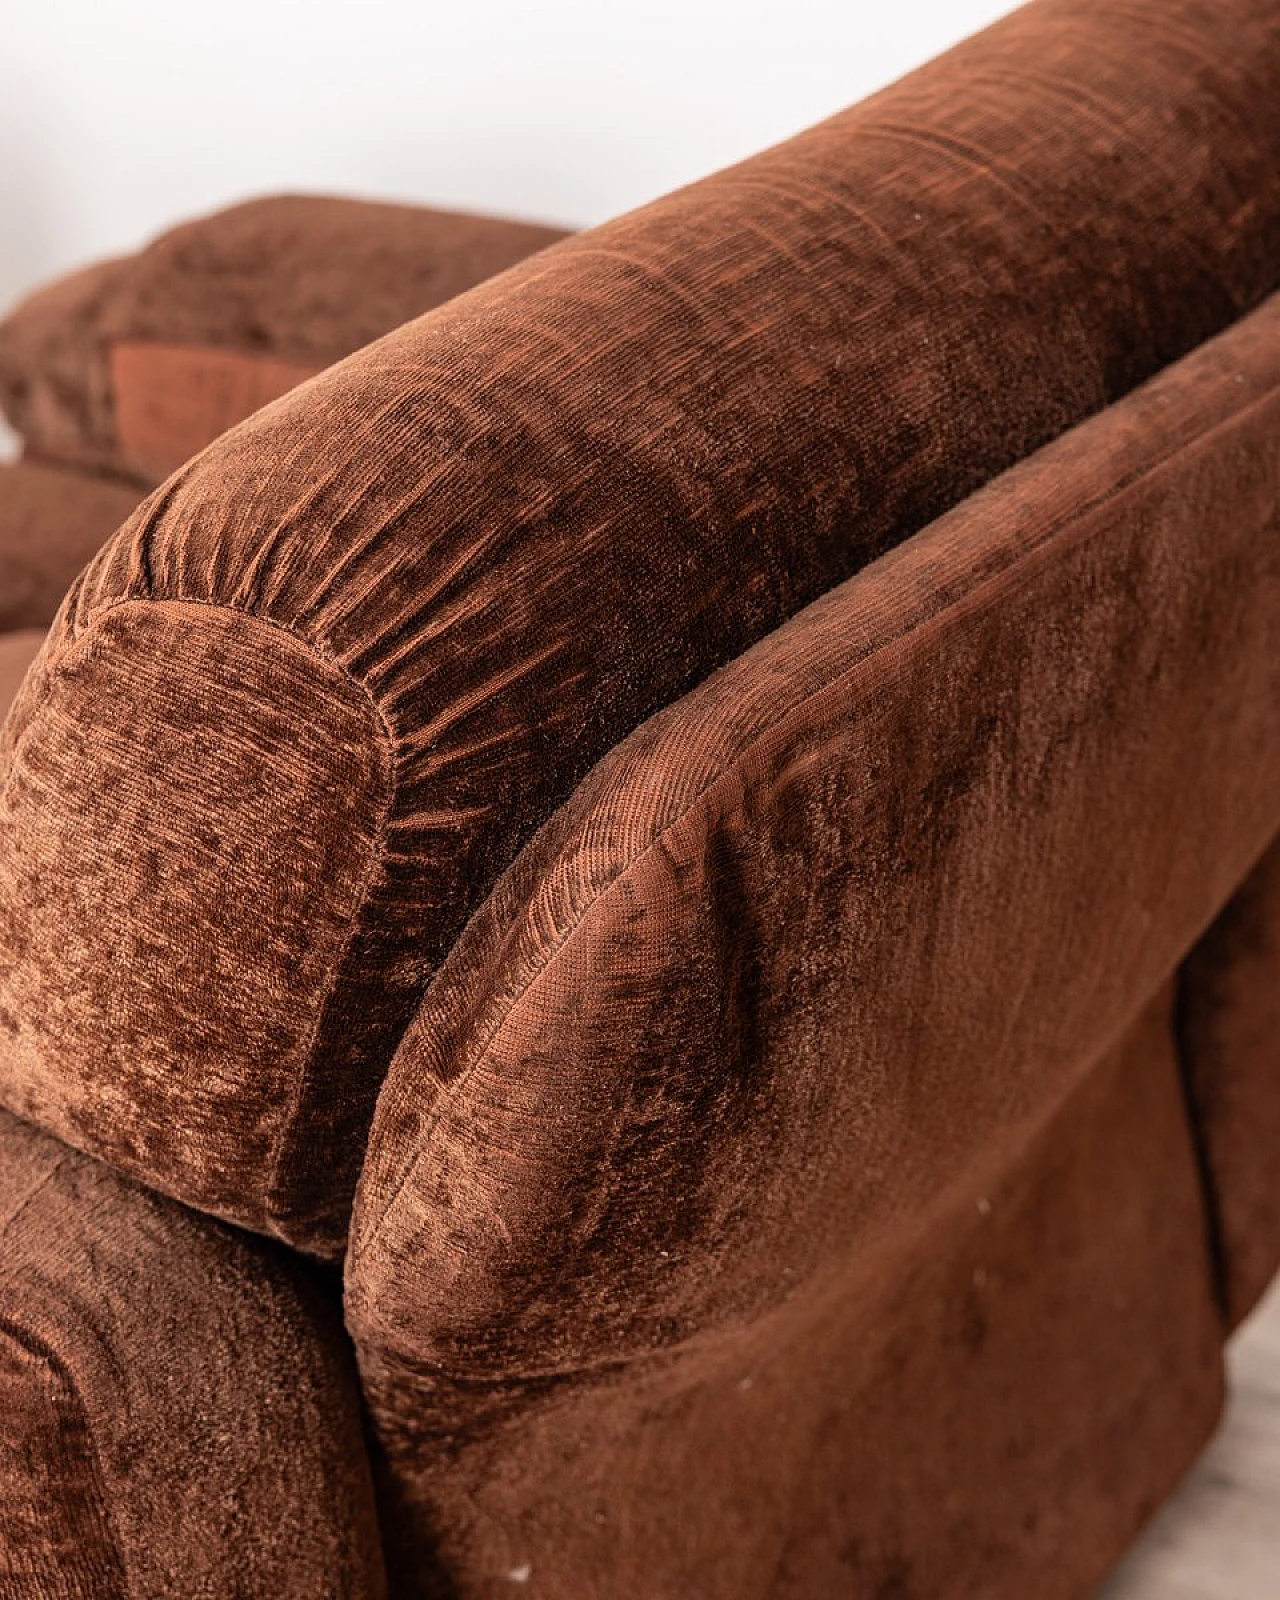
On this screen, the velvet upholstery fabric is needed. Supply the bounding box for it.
[349,987,1224,1598]
[0,1107,386,1598]
[2,0,1279,1258]
[0,461,141,631]
[1179,835,1280,1332]
[0,600,392,1231]
[0,196,568,483]
[346,291,1280,1587]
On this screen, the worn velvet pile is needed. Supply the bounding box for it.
[346,292,1280,1596]
[0,0,1277,1592]
[1,0,1277,1260]
[0,195,568,482]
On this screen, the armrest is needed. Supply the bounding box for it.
[0,196,568,483]
[0,1107,385,1598]
[345,290,1280,1590]
[0,461,142,631]
[1,0,1278,1259]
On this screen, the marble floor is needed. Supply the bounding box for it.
[1099,1280,1280,1598]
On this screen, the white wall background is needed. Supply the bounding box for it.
[1,0,1015,314]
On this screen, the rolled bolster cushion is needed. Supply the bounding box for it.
[0,195,569,484]
[0,459,143,631]
[0,1106,386,1598]
[0,0,1278,1258]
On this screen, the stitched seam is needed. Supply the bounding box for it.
[265,699,395,1242]
[1170,822,1280,1331]
[1171,962,1233,1327]
[360,371,1280,1252]
[68,591,398,753]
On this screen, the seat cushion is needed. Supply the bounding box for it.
[0,460,141,631]
[0,1107,386,1598]
[0,195,568,482]
[1,0,1279,1257]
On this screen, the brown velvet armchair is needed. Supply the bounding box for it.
[1,0,1278,1594]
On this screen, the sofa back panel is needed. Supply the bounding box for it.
[1179,833,1280,1330]
[348,286,1280,1387]
[3,0,1280,1255]
[0,195,570,483]
[0,459,142,632]
[349,990,1224,1599]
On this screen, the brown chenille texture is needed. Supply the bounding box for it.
[347,288,1280,1419]
[0,460,141,630]
[0,1108,387,1598]
[348,989,1226,1598]
[0,196,569,482]
[346,305,1280,1592]
[2,0,1280,1256]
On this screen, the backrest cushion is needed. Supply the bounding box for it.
[0,196,569,482]
[0,0,1278,1257]
[347,287,1280,1404]
[0,460,142,630]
